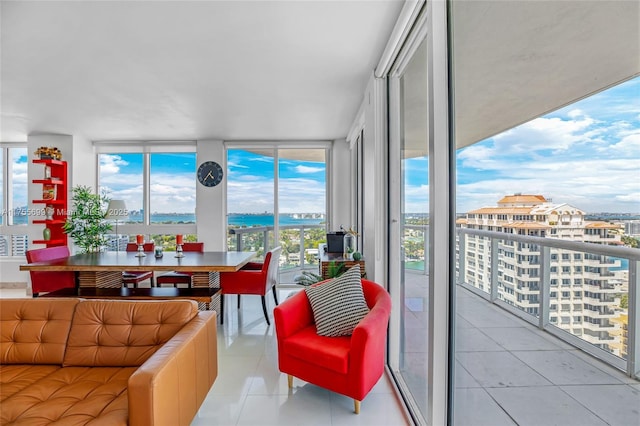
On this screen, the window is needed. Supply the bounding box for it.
[0,145,29,256]
[96,144,197,249]
[226,146,328,282]
[150,153,196,224]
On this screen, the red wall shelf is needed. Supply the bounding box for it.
[31,159,68,247]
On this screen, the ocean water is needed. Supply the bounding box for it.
[9,213,324,227]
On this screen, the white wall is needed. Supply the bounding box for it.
[360,74,388,283]
[196,140,226,251]
[329,138,352,232]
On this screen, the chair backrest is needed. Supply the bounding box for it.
[126,242,154,252]
[264,246,282,291]
[25,246,76,294]
[182,242,204,252]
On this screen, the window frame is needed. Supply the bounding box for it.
[94,141,197,238]
[0,143,29,257]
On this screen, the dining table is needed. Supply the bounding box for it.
[20,250,256,311]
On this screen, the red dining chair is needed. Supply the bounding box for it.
[219,246,282,325]
[25,246,76,295]
[274,279,391,414]
[156,242,205,287]
[123,242,155,288]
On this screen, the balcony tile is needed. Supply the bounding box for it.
[456,351,552,387]
[454,388,516,426]
[455,361,482,388]
[455,327,504,352]
[487,386,608,426]
[512,350,625,385]
[560,384,640,426]
[481,327,565,351]
[455,314,475,329]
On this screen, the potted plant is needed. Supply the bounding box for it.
[294,261,345,286]
[63,186,112,253]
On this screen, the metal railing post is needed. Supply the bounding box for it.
[424,225,430,275]
[458,232,466,285]
[539,246,551,330]
[628,259,639,378]
[490,237,499,302]
[299,225,306,269]
[236,232,242,252]
[263,230,269,253]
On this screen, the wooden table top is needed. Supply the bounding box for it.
[20,251,256,273]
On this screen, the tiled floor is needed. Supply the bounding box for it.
[0,286,410,426]
[453,285,640,426]
[193,289,410,426]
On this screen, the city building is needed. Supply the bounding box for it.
[458,194,628,354]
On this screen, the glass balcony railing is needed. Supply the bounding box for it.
[228,224,326,282]
[454,228,640,378]
[404,224,638,378]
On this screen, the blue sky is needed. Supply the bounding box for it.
[455,75,640,213]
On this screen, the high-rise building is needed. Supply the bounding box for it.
[457,194,626,354]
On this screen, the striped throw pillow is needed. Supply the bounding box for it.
[305,265,370,337]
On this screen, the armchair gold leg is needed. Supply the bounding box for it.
[287,375,293,388]
[354,399,360,414]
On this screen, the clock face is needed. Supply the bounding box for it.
[197,161,224,187]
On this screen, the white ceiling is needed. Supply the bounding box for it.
[1,1,403,142]
[2,1,639,147]
[452,0,640,148]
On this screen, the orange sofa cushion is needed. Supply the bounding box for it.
[63,299,199,367]
[0,298,79,365]
[0,366,135,425]
[0,364,60,402]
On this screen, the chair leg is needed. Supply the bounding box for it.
[261,296,270,325]
[237,294,241,309]
[272,285,279,305]
[220,294,225,324]
[287,375,293,388]
[354,400,361,414]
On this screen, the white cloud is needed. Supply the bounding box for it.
[295,165,324,174]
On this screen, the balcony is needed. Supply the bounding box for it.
[404,227,639,423]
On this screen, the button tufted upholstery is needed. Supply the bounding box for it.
[63,299,198,367]
[1,298,79,365]
[0,298,217,426]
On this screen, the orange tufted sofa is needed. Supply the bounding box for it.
[0,298,217,425]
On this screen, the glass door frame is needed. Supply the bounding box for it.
[386,1,453,424]
[224,141,332,281]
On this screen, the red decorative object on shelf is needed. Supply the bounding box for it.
[31,159,68,247]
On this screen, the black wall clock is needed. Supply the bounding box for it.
[197,161,224,187]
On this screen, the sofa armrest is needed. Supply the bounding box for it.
[128,311,217,426]
[273,290,314,339]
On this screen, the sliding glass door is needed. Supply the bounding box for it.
[226,145,328,284]
[389,35,432,422]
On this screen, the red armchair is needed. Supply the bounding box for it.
[25,246,76,295]
[123,243,155,287]
[219,246,282,325]
[274,279,391,414]
[156,242,204,287]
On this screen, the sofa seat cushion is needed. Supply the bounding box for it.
[0,364,60,402]
[63,299,199,367]
[283,325,351,374]
[0,366,136,425]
